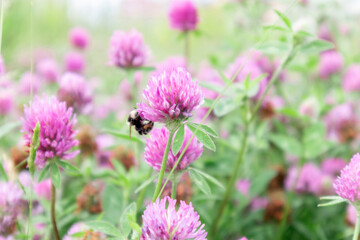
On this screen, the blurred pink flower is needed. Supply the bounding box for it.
[238,238,248,240]
[250,197,268,211]
[0,55,5,75]
[196,65,223,119]
[318,24,334,43]
[36,58,59,83]
[321,158,347,176]
[65,52,85,73]
[19,71,40,95]
[324,103,358,142]
[347,205,357,226]
[285,164,324,195]
[0,88,13,116]
[343,65,360,92]
[69,27,90,49]
[169,0,199,32]
[318,50,343,79]
[299,97,319,118]
[226,55,268,99]
[34,179,52,200]
[236,179,250,196]
[57,73,93,114]
[108,29,147,69]
[144,127,203,172]
[0,181,24,237]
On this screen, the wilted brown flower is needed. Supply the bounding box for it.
[264,190,290,222]
[76,181,103,214]
[268,165,286,192]
[77,125,98,156]
[111,146,136,171]
[161,173,193,203]
[10,146,28,171]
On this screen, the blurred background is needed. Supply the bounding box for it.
[2,0,360,239]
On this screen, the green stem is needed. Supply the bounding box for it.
[152,130,175,202]
[210,47,296,238]
[210,127,249,236]
[353,211,360,240]
[51,183,61,240]
[171,179,177,199]
[184,31,190,69]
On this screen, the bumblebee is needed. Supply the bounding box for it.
[127,110,154,137]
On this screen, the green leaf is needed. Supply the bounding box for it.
[198,81,223,94]
[187,122,218,138]
[318,198,347,207]
[320,196,344,201]
[120,202,137,237]
[172,125,185,155]
[187,124,216,151]
[102,184,124,223]
[217,70,231,85]
[103,129,145,144]
[0,161,8,181]
[268,134,302,157]
[51,163,61,189]
[189,169,211,195]
[85,221,125,238]
[189,167,224,190]
[299,40,334,54]
[134,174,157,194]
[0,121,21,139]
[38,163,51,182]
[214,97,243,117]
[303,123,329,159]
[262,25,289,32]
[57,160,81,175]
[249,170,277,197]
[71,232,85,238]
[255,41,291,55]
[274,10,292,30]
[277,107,300,118]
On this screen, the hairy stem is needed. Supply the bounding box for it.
[51,184,61,240]
[152,130,175,202]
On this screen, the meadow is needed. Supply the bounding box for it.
[0,0,359,239]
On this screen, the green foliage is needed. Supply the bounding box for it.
[172,124,185,155]
[187,123,216,151]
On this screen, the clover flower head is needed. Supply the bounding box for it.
[21,96,79,168]
[137,67,204,123]
[141,196,207,240]
[334,153,360,202]
[144,126,203,172]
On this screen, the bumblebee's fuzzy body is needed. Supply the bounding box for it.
[128,110,154,136]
